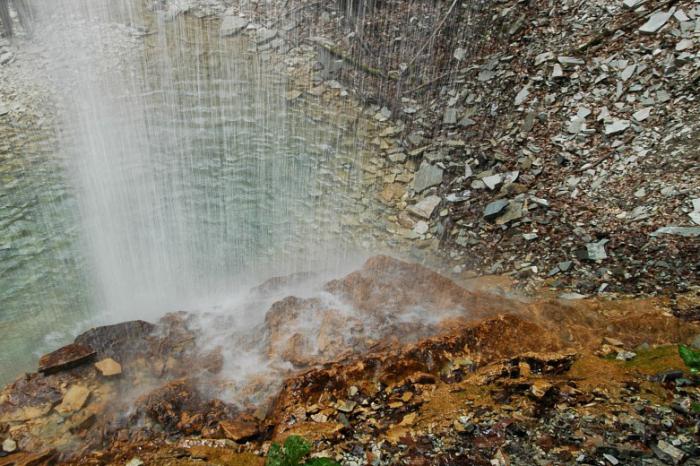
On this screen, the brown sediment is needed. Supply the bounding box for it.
[0,256,698,464]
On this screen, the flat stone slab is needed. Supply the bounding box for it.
[483,199,509,220]
[650,226,700,237]
[407,195,441,219]
[639,11,672,34]
[413,162,443,193]
[56,385,90,414]
[38,343,96,375]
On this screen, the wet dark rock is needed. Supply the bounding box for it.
[38,343,96,375]
[652,370,684,384]
[74,320,155,359]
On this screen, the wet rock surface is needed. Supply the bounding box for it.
[0,256,698,465]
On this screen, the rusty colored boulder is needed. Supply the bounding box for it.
[38,343,96,375]
[219,416,260,442]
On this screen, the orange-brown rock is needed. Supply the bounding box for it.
[38,343,96,375]
[219,416,260,442]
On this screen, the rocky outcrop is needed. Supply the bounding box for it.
[0,256,698,464]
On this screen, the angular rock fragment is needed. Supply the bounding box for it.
[557,56,584,67]
[95,358,122,377]
[220,418,260,442]
[483,199,509,220]
[639,11,673,34]
[56,385,90,414]
[407,195,441,219]
[577,240,609,261]
[39,343,96,374]
[413,162,443,193]
[605,119,630,135]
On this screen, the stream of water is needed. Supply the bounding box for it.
[0,0,380,384]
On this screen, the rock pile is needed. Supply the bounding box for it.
[258,0,700,296]
[0,256,698,464]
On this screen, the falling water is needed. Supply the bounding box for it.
[0,0,383,383]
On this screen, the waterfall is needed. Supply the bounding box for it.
[0,0,376,382]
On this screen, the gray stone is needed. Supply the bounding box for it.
[413,162,443,193]
[522,112,536,133]
[619,64,636,81]
[459,116,476,127]
[453,48,466,61]
[0,104,8,116]
[220,15,248,37]
[482,174,503,190]
[443,108,457,125]
[514,86,529,106]
[623,0,643,8]
[535,51,554,66]
[478,70,495,82]
[483,199,509,220]
[633,107,652,122]
[639,11,673,34]
[616,351,637,361]
[579,240,609,261]
[655,440,686,464]
[2,438,16,453]
[650,226,700,237]
[676,39,694,51]
[605,119,630,135]
[551,64,564,78]
[408,195,441,219]
[558,261,573,272]
[557,56,584,67]
[567,116,586,134]
[496,201,523,225]
[413,220,429,235]
[388,152,406,163]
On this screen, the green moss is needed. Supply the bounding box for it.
[622,345,686,375]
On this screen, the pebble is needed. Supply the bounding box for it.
[2,438,16,453]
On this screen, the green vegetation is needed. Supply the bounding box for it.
[265,435,340,466]
[678,344,700,373]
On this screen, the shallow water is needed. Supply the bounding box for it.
[0,1,380,384]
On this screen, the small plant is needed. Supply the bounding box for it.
[265,435,340,466]
[678,344,700,373]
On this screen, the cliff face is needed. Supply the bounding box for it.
[1,256,698,464]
